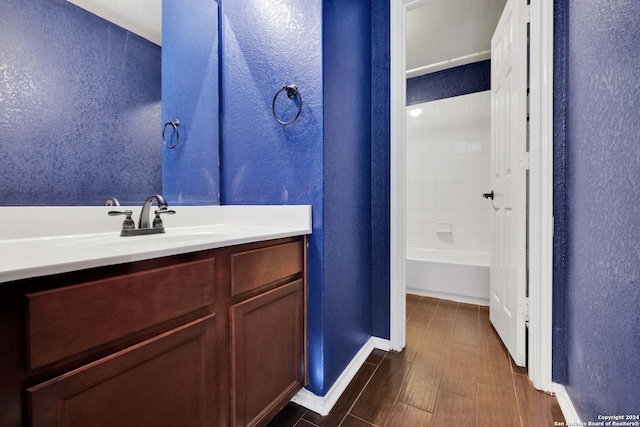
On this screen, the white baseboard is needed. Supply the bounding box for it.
[372,336,392,351]
[291,336,391,416]
[552,383,581,424]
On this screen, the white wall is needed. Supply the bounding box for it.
[406,91,492,253]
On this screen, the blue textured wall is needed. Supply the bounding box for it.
[220,0,376,395]
[219,0,326,394]
[0,0,161,206]
[371,0,391,340]
[406,60,491,105]
[552,0,568,385]
[162,0,220,206]
[322,0,373,391]
[562,0,640,418]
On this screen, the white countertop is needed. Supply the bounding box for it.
[0,205,311,284]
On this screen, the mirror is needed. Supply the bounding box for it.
[0,0,162,206]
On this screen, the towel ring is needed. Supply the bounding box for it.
[272,84,302,125]
[162,120,180,149]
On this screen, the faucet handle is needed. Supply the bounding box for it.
[108,210,136,231]
[152,208,176,229]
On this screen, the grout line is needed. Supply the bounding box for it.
[343,413,377,426]
[380,352,417,427]
[295,417,319,427]
[339,358,381,426]
[381,297,430,426]
[475,373,479,427]
[400,400,436,414]
[379,383,404,425]
[512,371,525,427]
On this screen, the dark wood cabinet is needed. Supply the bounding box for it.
[0,236,307,427]
[28,314,219,427]
[230,279,306,427]
[25,258,217,370]
[228,239,307,427]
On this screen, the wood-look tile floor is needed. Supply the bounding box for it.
[268,295,566,427]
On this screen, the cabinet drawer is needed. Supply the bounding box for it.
[231,241,303,297]
[26,257,216,369]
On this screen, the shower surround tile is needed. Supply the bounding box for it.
[406,91,492,253]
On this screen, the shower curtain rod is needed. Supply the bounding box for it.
[406,49,491,78]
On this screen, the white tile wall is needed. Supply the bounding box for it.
[406,91,492,253]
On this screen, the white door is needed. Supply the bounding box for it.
[489,0,528,367]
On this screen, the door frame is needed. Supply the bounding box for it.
[389,0,554,392]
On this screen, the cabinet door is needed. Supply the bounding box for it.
[230,279,305,427]
[28,314,220,427]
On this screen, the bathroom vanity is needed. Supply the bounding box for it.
[0,206,310,427]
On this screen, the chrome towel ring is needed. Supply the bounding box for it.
[162,119,180,149]
[272,84,302,125]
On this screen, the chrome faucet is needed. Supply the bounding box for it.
[139,194,168,229]
[108,194,175,236]
[104,197,120,206]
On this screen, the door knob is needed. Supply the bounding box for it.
[482,191,494,200]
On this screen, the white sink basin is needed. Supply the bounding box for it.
[56,229,227,248]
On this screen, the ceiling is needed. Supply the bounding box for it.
[67,0,161,46]
[406,0,507,78]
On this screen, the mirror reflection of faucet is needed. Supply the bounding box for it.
[108,194,176,236]
[104,197,120,206]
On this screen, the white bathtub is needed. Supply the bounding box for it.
[405,247,490,305]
